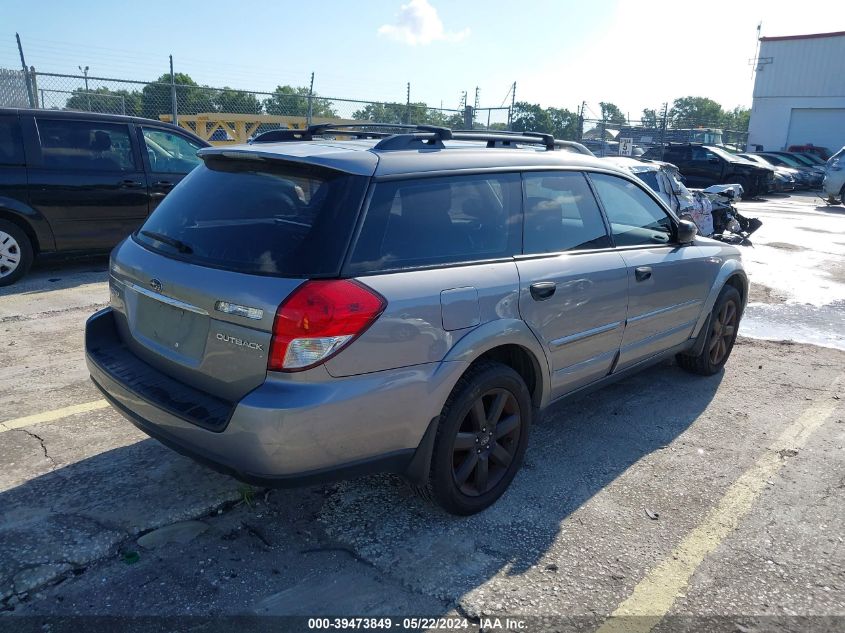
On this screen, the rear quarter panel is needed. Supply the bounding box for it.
[324,261,522,377]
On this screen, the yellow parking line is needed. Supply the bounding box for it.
[597,376,842,633]
[0,399,110,433]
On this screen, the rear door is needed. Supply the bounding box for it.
[589,172,710,370]
[28,116,148,250]
[138,126,205,212]
[515,171,628,399]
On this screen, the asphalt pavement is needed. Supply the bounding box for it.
[0,192,842,632]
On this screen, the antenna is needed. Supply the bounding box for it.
[749,21,772,75]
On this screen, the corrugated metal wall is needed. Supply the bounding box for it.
[753,35,845,98]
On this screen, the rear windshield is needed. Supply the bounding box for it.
[134,158,367,277]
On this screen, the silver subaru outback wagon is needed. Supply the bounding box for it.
[85,124,747,515]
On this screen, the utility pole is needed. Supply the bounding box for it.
[15,33,35,108]
[307,71,315,126]
[577,101,586,141]
[170,55,177,126]
[659,102,669,159]
[405,82,411,124]
[78,65,90,111]
[509,81,516,130]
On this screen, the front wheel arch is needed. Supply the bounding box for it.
[0,208,40,255]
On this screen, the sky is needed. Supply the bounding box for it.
[2,0,844,120]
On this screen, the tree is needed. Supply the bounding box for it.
[262,85,336,118]
[511,102,578,139]
[668,96,724,128]
[641,108,658,128]
[352,102,406,123]
[722,106,751,131]
[511,102,554,135]
[599,101,626,125]
[141,73,214,120]
[213,88,262,114]
[66,87,141,116]
[547,107,578,140]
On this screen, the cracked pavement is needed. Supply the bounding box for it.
[0,194,843,627]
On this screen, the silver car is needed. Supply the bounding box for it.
[86,125,748,515]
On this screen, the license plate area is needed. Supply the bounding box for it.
[135,294,209,360]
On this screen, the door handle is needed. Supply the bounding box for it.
[119,179,143,188]
[635,266,653,282]
[529,281,557,301]
[153,180,175,189]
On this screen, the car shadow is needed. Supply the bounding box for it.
[0,253,109,299]
[315,361,723,592]
[0,358,723,616]
[815,204,845,214]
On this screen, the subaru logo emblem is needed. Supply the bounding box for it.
[150,278,162,293]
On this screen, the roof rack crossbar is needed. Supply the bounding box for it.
[307,122,453,140]
[451,130,555,150]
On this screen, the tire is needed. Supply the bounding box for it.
[0,219,34,287]
[677,285,742,376]
[423,361,532,515]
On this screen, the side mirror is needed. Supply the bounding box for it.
[677,219,698,244]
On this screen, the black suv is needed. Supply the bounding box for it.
[0,108,208,285]
[642,143,774,197]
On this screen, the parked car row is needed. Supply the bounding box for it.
[641,143,775,198]
[0,108,209,285]
[738,153,821,190]
[638,142,834,198]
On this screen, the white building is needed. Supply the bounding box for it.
[747,31,845,153]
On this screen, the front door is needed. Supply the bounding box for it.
[29,117,148,251]
[138,126,204,212]
[686,146,724,187]
[588,172,710,370]
[515,171,629,399]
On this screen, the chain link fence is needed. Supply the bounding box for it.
[5,68,750,152]
[13,70,475,144]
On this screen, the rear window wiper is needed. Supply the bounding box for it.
[140,230,194,254]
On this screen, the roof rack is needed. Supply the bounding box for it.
[249,123,453,144]
[248,122,592,154]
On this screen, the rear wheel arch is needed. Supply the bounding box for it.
[472,344,542,409]
[440,319,551,409]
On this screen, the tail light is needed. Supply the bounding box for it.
[268,280,386,372]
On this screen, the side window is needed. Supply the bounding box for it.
[691,146,719,162]
[0,116,25,166]
[590,173,674,247]
[348,173,521,273]
[141,128,203,174]
[523,172,610,254]
[663,147,686,162]
[36,119,135,171]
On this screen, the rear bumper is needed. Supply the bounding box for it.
[86,308,467,486]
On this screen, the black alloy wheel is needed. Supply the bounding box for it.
[451,387,522,497]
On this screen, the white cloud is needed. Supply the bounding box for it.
[378,0,470,46]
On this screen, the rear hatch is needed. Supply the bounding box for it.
[109,149,373,402]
